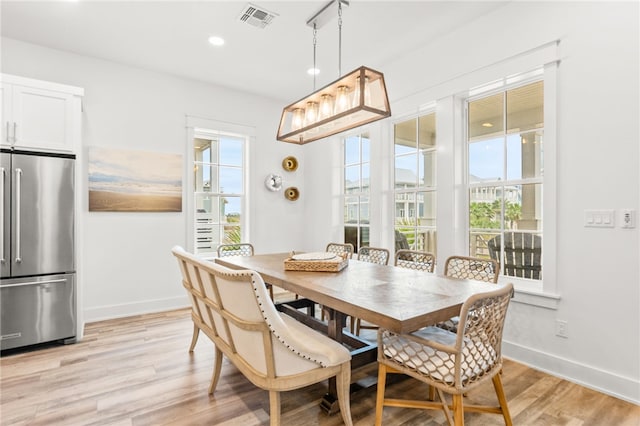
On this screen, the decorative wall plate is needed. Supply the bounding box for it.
[264,173,283,191]
[282,156,298,172]
[284,186,300,201]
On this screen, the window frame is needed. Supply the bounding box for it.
[342,131,371,252]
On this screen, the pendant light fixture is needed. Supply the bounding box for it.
[277,0,391,145]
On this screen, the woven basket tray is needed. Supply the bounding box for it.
[284,255,348,272]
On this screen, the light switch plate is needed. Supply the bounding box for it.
[621,209,636,228]
[584,209,615,228]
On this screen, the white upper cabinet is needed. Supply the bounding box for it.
[1,75,84,153]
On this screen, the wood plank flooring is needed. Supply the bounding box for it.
[1,308,638,425]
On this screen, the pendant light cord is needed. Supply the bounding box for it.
[312,23,317,91]
[338,1,343,76]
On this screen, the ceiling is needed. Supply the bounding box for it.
[1,1,508,103]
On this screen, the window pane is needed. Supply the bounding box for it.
[344,226,358,251]
[360,196,370,224]
[469,230,500,259]
[507,131,543,180]
[416,227,437,255]
[222,195,241,219]
[469,138,504,181]
[513,183,543,231]
[395,155,417,188]
[219,166,242,194]
[361,163,370,194]
[418,114,436,149]
[395,118,417,155]
[469,191,502,231]
[345,165,360,193]
[345,136,360,164]
[223,225,241,244]
[361,135,370,162]
[507,81,543,133]
[360,226,370,247]
[419,150,436,187]
[195,194,220,222]
[469,93,504,140]
[220,137,243,166]
[344,196,358,224]
[194,137,217,163]
[195,164,217,192]
[417,191,436,227]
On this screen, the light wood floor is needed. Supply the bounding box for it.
[1,308,638,426]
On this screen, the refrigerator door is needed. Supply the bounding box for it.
[11,152,74,277]
[1,274,76,350]
[1,152,9,278]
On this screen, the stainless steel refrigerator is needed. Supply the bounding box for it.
[1,149,76,351]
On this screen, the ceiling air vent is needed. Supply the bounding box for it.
[238,3,278,29]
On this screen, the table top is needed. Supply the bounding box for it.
[215,252,503,334]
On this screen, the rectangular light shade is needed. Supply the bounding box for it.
[277,66,391,144]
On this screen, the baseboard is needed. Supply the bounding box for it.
[83,296,189,324]
[503,340,640,405]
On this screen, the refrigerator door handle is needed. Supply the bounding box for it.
[15,167,22,263]
[1,278,67,288]
[0,166,4,263]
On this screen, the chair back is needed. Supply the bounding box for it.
[217,243,254,257]
[173,246,330,380]
[488,232,542,279]
[444,255,499,283]
[357,246,390,265]
[395,249,435,272]
[326,242,354,259]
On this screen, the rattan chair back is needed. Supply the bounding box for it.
[394,249,435,272]
[444,255,499,283]
[217,243,254,258]
[326,242,354,259]
[357,246,390,265]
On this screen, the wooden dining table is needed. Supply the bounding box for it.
[215,252,503,413]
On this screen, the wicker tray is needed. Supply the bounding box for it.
[284,254,348,272]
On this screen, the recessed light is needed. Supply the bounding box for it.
[307,68,320,76]
[482,122,493,128]
[208,36,225,47]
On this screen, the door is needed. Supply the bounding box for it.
[0,151,9,278]
[11,152,75,277]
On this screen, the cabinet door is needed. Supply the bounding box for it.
[12,85,75,152]
[0,83,11,148]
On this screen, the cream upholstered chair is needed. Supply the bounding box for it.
[438,255,499,334]
[352,246,390,335]
[444,255,499,283]
[326,242,355,259]
[395,249,436,273]
[375,283,514,426]
[357,246,390,265]
[172,246,353,426]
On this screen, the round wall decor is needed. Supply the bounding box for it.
[282,156,298,172]
[264,173,283,191]
[284,186,300,201]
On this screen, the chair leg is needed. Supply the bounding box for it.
[428,385,435,401]
[188,323,199,352]
[336,364,354,426]
[355,318,361,335]
[268,390,281,426]
[452,393,464,426]
[208,347,223,395]
[492,374,513,426]
[375,363,388,426]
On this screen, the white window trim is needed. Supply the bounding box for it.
[185,116,254,258]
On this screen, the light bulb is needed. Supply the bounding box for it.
[352,76,371,107]
[319,94,334,119]
[291,108,305,131]
[304,102,318,125]
[334,86,350,114]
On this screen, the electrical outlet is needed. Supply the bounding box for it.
[621,209,636,229]
[556,320,568,338]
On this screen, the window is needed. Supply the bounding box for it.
[467,79,544,281]
[394,113,437,256]
[344,132,370,251]
[193,131,246,256]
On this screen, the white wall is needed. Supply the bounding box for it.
[302,1,640,404]
[2,0,638,405]
[1,37,306,323]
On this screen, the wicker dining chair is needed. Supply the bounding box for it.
[351,246,390,335]
[444,255,499,283]
[173,246,353,426]
[394,249,436,273]
[375,283,514,426]
[217,243,255,257]
[357,246,390,265]
[326,242,355,259]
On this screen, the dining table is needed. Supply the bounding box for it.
[215,252,504,414]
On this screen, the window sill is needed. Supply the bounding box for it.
[498,277,560,309]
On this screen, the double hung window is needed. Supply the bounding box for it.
[344,133,370,251]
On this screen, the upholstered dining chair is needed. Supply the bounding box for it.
[351,246,390,335]
[375,283,514,426]
[395,249,436,273]
[326,242,355,259]
[172,246,353,426]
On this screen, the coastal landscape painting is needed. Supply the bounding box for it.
[88,147,182,212]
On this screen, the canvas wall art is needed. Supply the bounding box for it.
[88,147,182,212]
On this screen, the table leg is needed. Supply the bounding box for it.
[321,308,346,414]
